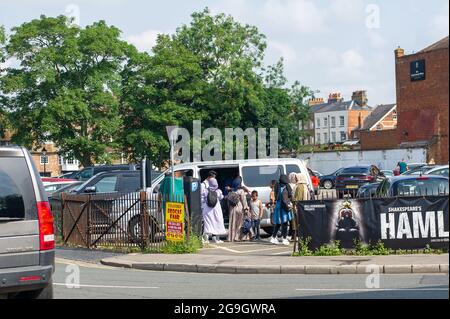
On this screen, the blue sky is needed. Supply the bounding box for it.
[1,0,449,106]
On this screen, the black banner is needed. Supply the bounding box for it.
[298,196,449,250]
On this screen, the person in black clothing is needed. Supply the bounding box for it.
[335,210,360,248]
[270,175,293,246]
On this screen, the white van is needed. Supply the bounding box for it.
[150,158,313,235]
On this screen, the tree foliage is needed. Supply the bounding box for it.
[0,16,132,166]
[1,9,314,167]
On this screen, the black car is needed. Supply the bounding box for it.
[356,182,381,198]
[319,168,345,190]
[71,164,138,181]
[336,165,385,198]
[376,175,449,197]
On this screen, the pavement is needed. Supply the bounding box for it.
[100,241,449,275]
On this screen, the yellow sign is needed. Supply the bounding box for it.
[165,202,185,242]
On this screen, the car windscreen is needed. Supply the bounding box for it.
[0,157,37,220]
[341,167,370,174]
[394,178,449,196]
[242,165,284,188]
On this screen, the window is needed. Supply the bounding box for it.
[340,116,345,127]
[58,156,63,165]
[393,112,397,120]
[324,133,328,143]
[67,158,74,165]
[316,118,320,128]
[40,155,49,164]
[242,165,284,188]
[316,133,321,144]
[331,132,336,143]
[340,132,347,142]
[94,176,118,193]
[376,124,382,131]
[324,118,328,127]
[394,179,449,197]
[286,165,301,175]
[331,117,336,128]
[0,157,36,219]
[118,174,140,193]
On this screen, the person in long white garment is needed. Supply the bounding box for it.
[201,178,226,244]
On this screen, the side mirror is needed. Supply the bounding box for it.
[84,186,96,193]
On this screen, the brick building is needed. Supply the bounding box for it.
[395,36,449,164]
[304,91,373,145]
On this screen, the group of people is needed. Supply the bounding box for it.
[200,170,312,246]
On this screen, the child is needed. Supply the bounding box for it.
[249,190,263,241]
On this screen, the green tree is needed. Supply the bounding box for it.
[120,35,206,164]
[0,16,132,167]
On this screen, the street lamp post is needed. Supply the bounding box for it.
[42,146,48,176]
[165,126,178,197]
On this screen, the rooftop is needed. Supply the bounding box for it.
[418,36,449,53]
[311,99,372,114]
[361,103,397,130]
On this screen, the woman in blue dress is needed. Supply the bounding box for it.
[270,175,293,246]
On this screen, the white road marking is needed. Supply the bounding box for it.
[208,244,291,254]
[295,288,449,292]
[53,283,160,289]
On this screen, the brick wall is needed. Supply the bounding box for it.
[348,110,372,138]
[360,129,400,150]
[395,45,449,164]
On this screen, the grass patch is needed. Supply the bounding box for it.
[159,235,203,255]
[293,238,448,256]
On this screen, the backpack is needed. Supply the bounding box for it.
[206,189,218,208]
[227,192,240,207]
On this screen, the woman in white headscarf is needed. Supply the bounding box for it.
[201,178,226,244]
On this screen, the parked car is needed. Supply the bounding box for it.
[357,182,381,198]
[42,177,77,184]
[0,146,54,299]
[319,167,345,190]
[381,170,394,177]
[44,180,80,197]
[376,175,449,197]
[57,172,79,179]
[335,165,385,198]
[402,165,437,176]
[424,165,449,177]
[313,170,323,177]
[406,163,428,171]
[71,164,138,181]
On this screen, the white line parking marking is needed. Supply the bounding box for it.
[295,288,449,292]
[54,283,160,289]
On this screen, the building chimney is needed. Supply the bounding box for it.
[308,97,325,106]
[395,46,405,58]
[328,93,343,103]
[352,90,368,107]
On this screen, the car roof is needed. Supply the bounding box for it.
[387,175,449,182]
[172,158,307,169]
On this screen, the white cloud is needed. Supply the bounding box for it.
[269,41,298,65]
[367,30,387,49]
[326,0,365,23]
[329,49,366,81]
[262,0,326,34]
[429,3,449,39]
[299,47,339,66]
[127,30,167,53]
